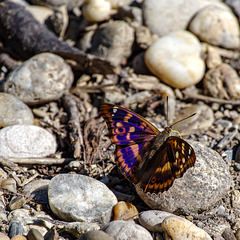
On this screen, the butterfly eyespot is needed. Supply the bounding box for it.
[151,177,156,184]
[132,165,137,173]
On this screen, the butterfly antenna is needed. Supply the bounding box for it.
[169,112,197,129]
[166,95,169,127]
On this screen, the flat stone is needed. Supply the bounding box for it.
[103,220,153,240]
[48,174,118,225]
[139,210,175,232]
[0,125,57,158]
[0,93,34,127]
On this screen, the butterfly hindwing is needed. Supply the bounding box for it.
[139,136,196,193]
[101,104,160,183]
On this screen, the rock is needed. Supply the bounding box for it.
[78,230,114,240]
[26,5,54,24]
[27,228,44,240]
[0,232,10,240]
[10,236,27,240]
[0,125,57,158]
[231,190,240,209]
[0,178,17,193]
[162,216,212,240]
[142,0,228,36]
[110,0,132,9]
[48,174,118,225]
[139,210,175,232]
[203,63,240,100]
[222,228,237,240]
[0,93,34,127]
[9,222,24,238]
[189,5,240,49]
[83,0,112,22]
[103,220,153,240]
[173,104,214,136]
[29,0,84,11]
[23,180,50,204]
[112,201,138,220]
[135,140,231,212]
[145,30,205,89]
[8,196,26,211]
[63,222,100,238]
[204,45,222,69]
[4,53,74,105]
[0,168,7,179]
[225,0,240,18]
[8,209,53,237]
[90,21,134,66]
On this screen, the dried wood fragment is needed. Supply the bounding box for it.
[0,1,115,74]
[63,93,84,158]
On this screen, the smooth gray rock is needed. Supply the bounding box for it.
[103,220,153,240]
[0,93,34,127]
[48,174,118,225]
[136,140,231,212]
[4,53,74,105]
[90,20,134,66]
[139,210,175,232]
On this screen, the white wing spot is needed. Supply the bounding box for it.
[113,108,118,113]
[111,114,115,117]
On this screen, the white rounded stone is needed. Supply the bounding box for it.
[189,5,240,49]
[0,125,57,158]
[145,30,205,89]
[143,0,229,36]
[83,0,112,22]
[162,216,212,239]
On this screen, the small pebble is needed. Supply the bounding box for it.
[222,228,237,240]
[78,230,114,240]
[162,216,212,240]
[0,178,17,193]
[0,232,10,240]
[0,93,34,127]
[27,228,44,240]
[139,210,175,232]
[103,220,153,240]
[113,201,138,220]
[10,236,27,240]
[189,5,240,49]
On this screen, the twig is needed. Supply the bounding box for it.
[183,90,240,105]
[63,93,84,158]
[0,156,74,165]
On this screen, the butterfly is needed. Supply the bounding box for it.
[101,103,196,194]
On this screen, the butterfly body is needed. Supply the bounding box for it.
[101,103,196,194]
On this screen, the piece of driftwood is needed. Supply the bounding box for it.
[63,93,84,159]
[0,1,115,75]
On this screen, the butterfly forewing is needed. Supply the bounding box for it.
[101,104,160,183]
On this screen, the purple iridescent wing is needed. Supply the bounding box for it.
[101,103,160,183]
